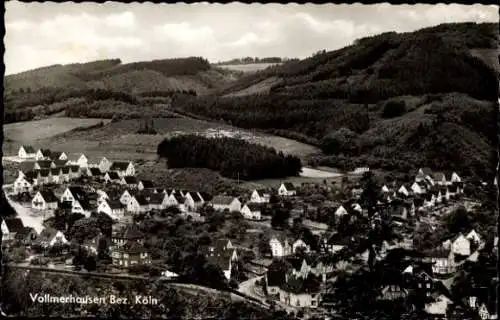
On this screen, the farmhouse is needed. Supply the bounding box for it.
[32,190,58,210]
[210,196,241,212]
[111,241,151,267]
[38,228,69,248]
[249,189,271,203]
[18,145,36,159]
[278,183,297,197]
[104,171,121,184]
[240,203,262,220]
[99,157,112,173]
[1,218,25,242]
[110,161,135,177]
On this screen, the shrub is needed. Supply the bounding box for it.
[381,100,407,118]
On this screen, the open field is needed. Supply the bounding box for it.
[216,63,281,73]
[3,117,320,162]
[4,117,111,142]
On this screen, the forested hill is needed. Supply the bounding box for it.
[172,22,499,179]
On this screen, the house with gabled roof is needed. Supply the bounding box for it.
[451,234,471,257]
[321,233,350,254]
[424,248,457,275]
[98,199,126,220]
[278,182,297,197]
[432,172,447,186]
[147,193,165,211]
[104,171,121,184]
[111,241,151,267]
[450,172,462,183]
[206,251,237,280]
[49,168,63,184]
[18,145,36,159]
[240,203,262,220]
[50,151,68,161]
[163,192,186,210]
[13,173,34,195]
[334,205,348,217]
[1,218,25,241]
[61,186,87,204]
[183,191,204,211]
[38,228,68,248]
[127,195,149,213]
[86,167,104,178]
[270,236,292,258]
[279,273,322,308]
[137,180,155,191]
[292,238,311,254]
[466,230,482,246]
[36,149,52,161]
[266,259,292,295]
[68,165,81,179]
[32,190,58,210]
[34,160,56,170]
[416,167,433,181]
[76,154,88,168]
[14,226,38,246]
[72,198,92,218]
[111,223,144,246]
[210,195,241,212]
[249,189,271,203]
[110,161,135,177]
[99,157,112,173]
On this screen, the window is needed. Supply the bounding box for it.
[426,283,431,288]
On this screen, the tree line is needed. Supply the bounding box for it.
[157,135,302,180]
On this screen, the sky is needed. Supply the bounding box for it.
[5,2,499,75]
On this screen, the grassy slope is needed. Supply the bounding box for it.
[178,22,499,178]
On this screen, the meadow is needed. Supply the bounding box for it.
[216,63,281,73]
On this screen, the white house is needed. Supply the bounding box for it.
[381,185,390,193]
[72,200,92,218]
[13,174,34,195]
[398,185,410,197]
[18,145,36,159]
[451,172,462,183]
[35,149,52,161]
[184,192,204,211]
[416,168,433,183]
[127,196,149,213]
[98,199,126,220]
[269,237,292,257]
[1,218,25,242]
[31,190,58,210]
[451,234,471,256]
[161,270,179,279]
[163,193,186,209]
[60,186,86,205]
[210,196,241,212]
[110,161,135,177]
[427,249,457,275]
[38,228,69,248]
[411,182,425,195]
[465,230,482,245]
[249,189,270,203]
[76,154,88,168]
[424,294,452,317]
[99,157,112,173]
[278,183,297,197]
[240,203,262,220]
[335,205,348,217]
[292,239,311,254]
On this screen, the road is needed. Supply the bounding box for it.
[238,276,298,314]
[4,187,46,234]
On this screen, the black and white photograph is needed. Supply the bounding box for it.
[1,1,499,319]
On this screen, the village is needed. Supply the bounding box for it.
[2,144,498,319]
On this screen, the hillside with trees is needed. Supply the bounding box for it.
[171,22,499,180]
[157,135,302,180]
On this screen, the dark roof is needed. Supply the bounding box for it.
[50,168,61,175]
[21,145,36,153]
[59,166,70,174]
[110,162,130,171]
[113,224,144,240]
[38,228,63,242]
[245,203,262,212]
[326,233,351,246]
[211,195,237,205]
[140,180,155,188]
[135,195,149,206]
[53,159,69,167]
[173,193,186,203]
[107,172,120,180]
[59,201,73,210]
[39,190,58,203]
[108,199,125,210]
[14,226,36,240]
[3,218,25,233]
[20,161,37,172]
[420,167,433,176]
[281,274,322,294]
[124,176,138,184]
[50,151,63,159]
[39,149,52,157]
[206,254,231,271]
[24,170,38,180]
[149,193,164,205]
[75,199,92,211]
[199,192,212,202]
[90,168,103,176]
[69,165,80,172]
[116,241,148,254]
[433,172,446,181]
[36,160,53,168]
[187,192,203,202]
[39,169,50,177]
[68,187,87,201]
[282,182,296,191]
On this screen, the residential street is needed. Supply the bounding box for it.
[238,276,298,314]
